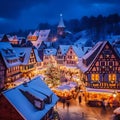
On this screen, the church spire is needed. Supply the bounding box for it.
[57,14,65,36]
[58,13,65,28]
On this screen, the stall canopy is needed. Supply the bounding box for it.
[86,88,120,94]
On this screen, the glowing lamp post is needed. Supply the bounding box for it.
[113,91,117,98]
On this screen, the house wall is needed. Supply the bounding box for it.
[0,94,24,120]
[6,65,21,82]
[0,55,6,89]
[64,47,78,66]
[56,48,64,64]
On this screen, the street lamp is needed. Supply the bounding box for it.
[113,90,117,98]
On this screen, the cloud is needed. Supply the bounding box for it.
[0,0,49,19]
[0,0,120,33]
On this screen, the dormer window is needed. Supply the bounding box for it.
[34,100,41,109]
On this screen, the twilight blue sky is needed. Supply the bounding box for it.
[0,0,120,33]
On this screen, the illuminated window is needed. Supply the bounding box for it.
[109,74,116,81]
[91,74,99,81]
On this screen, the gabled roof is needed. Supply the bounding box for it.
[3,77,59,120]
[0,42,21,68]
[70,45,91,58]
[14,47,32,65]
[78,41,116,73]
[116,48,120,56]
[27,32,32,37]
[9,35,19,42]
[58,14,65,28]
[34,49,42,62]
[59,45,70,55]
[28,29,51,49]
[1,34,10,42]
[38,29,50,41]
[43,48,57,56]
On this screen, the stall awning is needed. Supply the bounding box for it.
[86,88,120,94]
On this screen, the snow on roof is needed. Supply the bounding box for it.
[58,14,65,28]
[0,34,11,40]
[57,82,77,90]
[3,77,59,120]
[115,47,120,57]
[29,29,50,49]
[82,41,103,60]
[20,85,47,101]
[33,30,39,36]
[38,29,50,41]
[78,41,108,73]
[86,87,120,93]
[106,35,120,43]
[71,45,90,58]
[34,49,42,62]
[0,42,21,68]
[44,48,57,56]
[27,32,32,37]
[14,47,32,65]
[9,35,19,41]
[59,45,70,55]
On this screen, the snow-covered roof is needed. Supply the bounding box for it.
[71,45,90,58]
[28,29,50,49]
[78,41,108,73]
[44,48,57,56]
[33,30,39,36]
[86,87,120,93]
[82,41,103,60]
[74,30,89,45]
[14,47,32,65]
[58,14,65,28]
[38,29,50,41]
[9,35,19,42]
[115,47,120,57]
[3,77,59,120]
[106,35,120,44]
[59,45,70,55]
[27,32,32,37]
[0,42,21,68]
[34,49,42,62]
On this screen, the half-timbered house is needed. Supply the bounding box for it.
[56,45,70,65]
[43,48,57,67]
[0,42,21,89]
[78,41,120,89]
[14,47,37,79]
[64,45,90,67]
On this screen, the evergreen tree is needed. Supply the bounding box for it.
[45,62,60,87]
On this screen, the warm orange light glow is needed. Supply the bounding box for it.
[91,74,99,81]
[109,74,116,81]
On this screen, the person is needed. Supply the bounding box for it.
[78,95,82,104]
[66,101,70,110]
[62,98,66,109]
[102,99,107,111]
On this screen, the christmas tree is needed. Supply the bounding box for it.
[45,63,60,88]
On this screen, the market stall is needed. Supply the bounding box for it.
[52,82,78,100]
[85,88,120,107]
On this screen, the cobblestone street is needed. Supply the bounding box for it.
[55,94,114,120]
